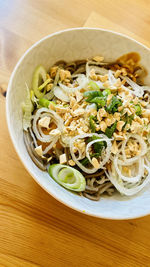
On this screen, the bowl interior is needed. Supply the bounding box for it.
[6,28,150,219]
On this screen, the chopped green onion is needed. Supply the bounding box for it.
[84,90,102,102]
[90,97,106,107]
[32,65,47,99]
[48,164,86,192]
[134,104,142,115]
[80,153,102,166]
[89,115,96,133]
[87,136,106,155]
[39,98,56,108]
[102,89,111,96]
[39,98,50,108]
[80,157,89,166]
[105,121,117,138]
[38,78,51,91]
[89,81,100,90]
[22,84,33,131]
[106,95,122,114]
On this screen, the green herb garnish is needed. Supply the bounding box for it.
[102,89,111,97]
[105,121,117,138]
[90,97,106,107]
[134,104,142,116]
[84,90,102,102]
[89,115,97,133]
[89,81,100,90]
[106,96,122,114]
[87,136,106,155]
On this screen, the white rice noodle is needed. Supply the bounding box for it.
[70,133,112,174]
[105,164,150,196]
[86,137,112,169]
[59,74,88,94]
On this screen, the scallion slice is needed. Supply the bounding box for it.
[48,164,86,192]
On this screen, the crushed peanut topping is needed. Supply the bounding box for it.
[91,157,100,168]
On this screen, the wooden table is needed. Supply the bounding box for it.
[1,1,150,266]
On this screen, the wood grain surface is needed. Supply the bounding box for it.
[1,0,150,266]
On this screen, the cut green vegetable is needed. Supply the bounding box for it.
[84,90,102,102]
[89,81,100,90]
[32,65,47,99]
[39,98,56,108]
[22,84,33,131]
[105,121,117,138]
[106,95,122,113]
[87,136,106,156]
[89,115,96,133]
[38,78,51,91]
[134,104,142,115]
[48,164,86,192]
[90,97,106,107]
[39,98,50,108]
[102,89,111,97]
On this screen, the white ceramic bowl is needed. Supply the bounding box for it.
[6,28,150,220]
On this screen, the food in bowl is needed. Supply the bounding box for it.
[22,52,150,201]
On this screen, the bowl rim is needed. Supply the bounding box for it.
[6,27,150,220]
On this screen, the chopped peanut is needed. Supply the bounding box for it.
[97,108,107,121]
[38,116,50,129]
[113,132,126,140]
[46,83,53,91]
[114,112,120,121]
[118,106,123,112]
[75,91,83,102]
[116,121,125,132]
[111,140,118,154]
[50,66,58,78]
[103,81,110,88]
[91,157,99,168]
[55,106,69,113]
[114,70,121,78]
[100,121,107,132]
[107,94,113,105]
[130,121,142,134]
[105,118,114,127]
[68,159,76,166]
[59,69,71,81]
[97,74,108,82]
[142,109,150,120]
[35,145,43,157]
[73,108,85,117]
[59,154,67,164]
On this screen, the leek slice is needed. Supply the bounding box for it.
[22,84,33,131]
[48,164,86,192]
[32,65,47,98]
